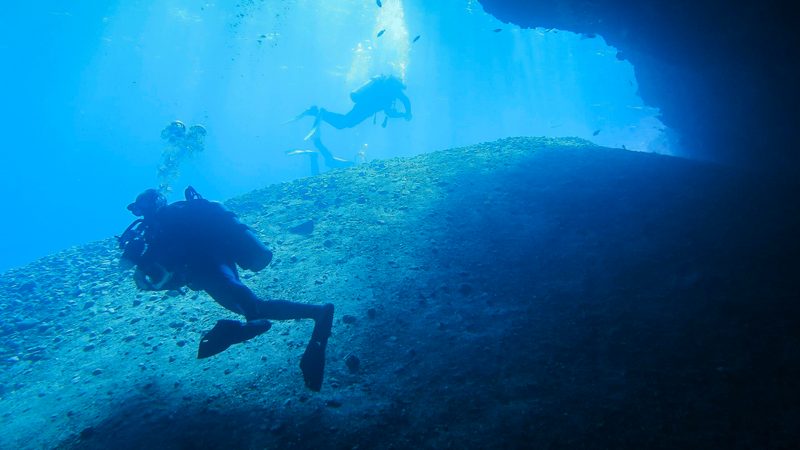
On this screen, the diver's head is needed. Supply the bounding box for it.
[160,120,186,141]
[187,124,207,138]
[127,189,167,217]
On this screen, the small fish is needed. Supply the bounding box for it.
[492,28,502,32]
[377,29,386,37]
[377,0,382,7]
[622,144,627,150]
[412,34,420,43]
[592,129,601,136]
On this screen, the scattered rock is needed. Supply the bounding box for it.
[79,427,95,439]
[83,344,95,352]
[289,219,314,235]
[345,353,360,373]
[17,281,37,294]
[92,368,103,376]
[326,399,343,408]
[176,340,187,347]
[367,308,377,319]
[15,318,40,331]
[342,314,357,324]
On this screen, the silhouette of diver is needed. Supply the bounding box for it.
[287,126,357,176]
[158,120,207,194]
[118,187,334,391]
[299,74,412,136]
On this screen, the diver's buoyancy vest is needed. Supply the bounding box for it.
[349,75,404,106]
[146,198,272,273]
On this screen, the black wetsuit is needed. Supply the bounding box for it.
[135,199,318,322]
[317,75,411,129]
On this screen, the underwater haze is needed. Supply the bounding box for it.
[2,1,800,449]
[0,0,666,273]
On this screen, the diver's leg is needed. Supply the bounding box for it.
[311,132,334,164]
[311,133,355,170]
[319,103,375,129]
[202,263,334,389]
[202,263,329,322]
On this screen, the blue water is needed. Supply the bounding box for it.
[0,0,667,272]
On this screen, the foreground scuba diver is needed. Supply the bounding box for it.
[118,187,334,391]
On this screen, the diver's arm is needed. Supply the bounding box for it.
[384,107,406,119]
[133,263,175,291]
[397,92,412,120]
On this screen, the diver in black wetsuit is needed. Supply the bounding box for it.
[287,124,357,176]
[118,187,334,391]
[300,74,412,133]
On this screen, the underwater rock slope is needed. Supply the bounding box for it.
[1,137,798,449]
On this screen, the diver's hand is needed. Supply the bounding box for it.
[150,271,174,290]
[133,268,157,290]
[133,265,174,291]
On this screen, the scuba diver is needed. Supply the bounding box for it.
[158,120,207,194]
[286,74,409,175]
[297,74,412,138]
[286,124,356,176]
[118,186,335,391]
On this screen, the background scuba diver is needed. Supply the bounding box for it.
[118,187,335,391]
[298,73,412,137]
[158,120,207,194]
[286,125,356,176]
[288,74,411,175]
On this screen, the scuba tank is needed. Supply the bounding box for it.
[183,186,273,272]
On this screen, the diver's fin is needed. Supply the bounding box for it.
[300,340,326,391]
[197,319,272,359]
[303,126,319,141]
[300,303,334,391]
[281,115,303,125]
[282,106,319,125]
[286,149,319,156]
[326,156,356,169]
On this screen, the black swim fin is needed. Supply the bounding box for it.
[197,319,272,359]
[300,303,335,391]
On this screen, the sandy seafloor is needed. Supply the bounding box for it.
[1,137,798,449]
